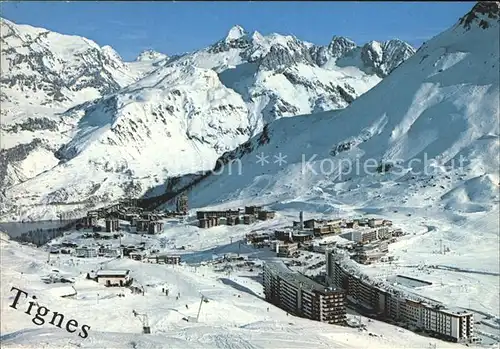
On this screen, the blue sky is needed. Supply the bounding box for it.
[1,1,474,61]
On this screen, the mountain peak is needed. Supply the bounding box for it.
[136,49,167,62]
[459,1,500,30]
[102,45,123,60]
[328,36,357,57]
[225,25,247,42]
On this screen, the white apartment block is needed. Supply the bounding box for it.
[326,252,474,342]
[421,306,473,341]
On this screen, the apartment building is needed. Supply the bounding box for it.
[95,269,131,287]
[421,306,474,342]
[263,261,346,325]
[196,209,240,219]
[325,253,474,342]
[276,242,299,257]
[83,212,98,228]
[105,218,119,233]
[148,221,164,234]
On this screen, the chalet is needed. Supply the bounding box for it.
[257,210,275,221]
[96,269,131,287]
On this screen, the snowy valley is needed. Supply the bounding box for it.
[0,1,499,349]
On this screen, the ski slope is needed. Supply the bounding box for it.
[0,232,479,349]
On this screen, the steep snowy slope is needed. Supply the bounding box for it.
[1,65,252,220]
[0,21,415,221]
[0,18,159,190]
[186,2,499,218]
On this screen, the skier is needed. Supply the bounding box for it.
[267,307,269,312]
[166,289,169,296]
[185,304,189,309]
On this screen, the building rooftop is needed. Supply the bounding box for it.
[265,260,343,295]
[96,269,130,277]
[293,233,313,237]
[149,254,181,258]
[433,306,473,317]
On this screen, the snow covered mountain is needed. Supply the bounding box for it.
[168,25,415,125]
[0,18,160,190]
[185,1,499,219]
[0,19,416,221]
[0,18,152,110]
